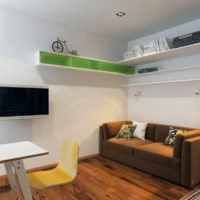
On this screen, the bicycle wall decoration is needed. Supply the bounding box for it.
[52,38,78,56]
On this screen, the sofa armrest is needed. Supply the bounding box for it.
[173,129,200,159]
[99,121,132,155]
[102,121,132,139]
[99,125,104,154]
[181,136,200,188]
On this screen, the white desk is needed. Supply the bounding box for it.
[0,141,49,200]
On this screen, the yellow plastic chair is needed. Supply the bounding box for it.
[27,140,80,200]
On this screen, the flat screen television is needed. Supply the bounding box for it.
[0,86,49,119]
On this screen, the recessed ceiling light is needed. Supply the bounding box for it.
[116,12,126,17]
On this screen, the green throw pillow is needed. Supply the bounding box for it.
[116,124,137,140]
[164,127,185,146]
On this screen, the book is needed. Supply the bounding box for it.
[133,45,143,58]
[137,67,158,74]
[123,50,134,60]
[155,39,160,53]
[158,37,172,52]
[143,40,157,56]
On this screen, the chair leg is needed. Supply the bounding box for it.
[40,190,46,200]
[34,190,45,200]
[58,186,65,200]
[72,183,80,200]
[59,183,80,200]
[28,188,37,200]
[16,193,21,200]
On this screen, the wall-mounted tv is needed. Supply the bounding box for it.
[0,86,49,119]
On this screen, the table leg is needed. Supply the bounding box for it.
[12,159,33,200]
[4,162,18,192]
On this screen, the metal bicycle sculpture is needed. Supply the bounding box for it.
[52,38,78,55]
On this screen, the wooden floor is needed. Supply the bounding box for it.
[0,156,195,200]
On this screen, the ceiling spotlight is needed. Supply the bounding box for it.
[116,12,126,17]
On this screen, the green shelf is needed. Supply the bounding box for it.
[37,51,135,75]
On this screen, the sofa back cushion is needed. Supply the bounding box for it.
[155,125,170,142]
[155,124,193,143]
[145,123,157,141]
[102,121,132,139]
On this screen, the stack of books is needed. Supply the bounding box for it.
[143,40,159,56]
[123,45,143,60]
[133,45,143,58]
[123,51,134,60]
[123,37,172,60]
[158,37,172,52]
[142,38,171,56]
[137,67,158,74]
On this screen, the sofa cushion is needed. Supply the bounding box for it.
[103,138,152,155]
[103,121,132,139]
[155,125,170,142]
[132,121,148,140]
[145,123,157,141]
[134,143,181,169]
[164,127,185,146]
[116,124,137,139]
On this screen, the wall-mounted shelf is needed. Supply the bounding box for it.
[130,65,200,78]
[118,43,200,66]
[35,51,135,76]
[0,83,48,89]
[122,79,200,87]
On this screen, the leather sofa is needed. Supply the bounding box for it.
[99,121,200,188]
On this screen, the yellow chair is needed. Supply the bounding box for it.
[27,140,80,200]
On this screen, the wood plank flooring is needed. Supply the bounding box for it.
[0,156,195,200]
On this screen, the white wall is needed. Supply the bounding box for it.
[127,19,200,128]
[0,8,127,174]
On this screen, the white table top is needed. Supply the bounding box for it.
[0,141,49,163]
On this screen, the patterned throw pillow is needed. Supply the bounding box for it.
[164,127,185,146]
[116,124,137,140]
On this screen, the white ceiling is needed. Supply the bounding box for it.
[0,0,200,41]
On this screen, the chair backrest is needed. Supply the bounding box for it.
[57,140,79,180]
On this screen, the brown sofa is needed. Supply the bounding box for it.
[99,121,200,188]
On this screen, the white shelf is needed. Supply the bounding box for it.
[122,79,200,87]
[130,65,200,78]
[35,50,135,77]
[36,63,129,77]
[118,43,200,66]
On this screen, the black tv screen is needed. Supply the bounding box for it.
[0,86,49,117]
